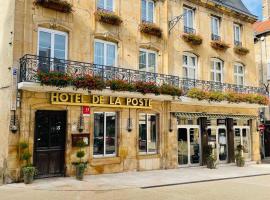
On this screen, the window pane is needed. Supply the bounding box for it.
[216,62,221,71]
[148,1,154,22]
[139,51,147,71]
[183,67,188,78]
[148,115,157,153]
[217,73,222,82]
[141,0,147,21]
[106,44,116,66]
[178,128,188,165]
[105,113,116,155]
[183,55,188,65]
[98,0,104,9]
[106,0,113,11]
[94,42,104,65]
[211,72,215,81]
[94,113,105,156]
[39,31,51,57]
[239,77,244,85]
[148,52,156,72]
[184,8,188,27]
[189,68,195,79]
[188,10,193,28]
[139,114,147,153]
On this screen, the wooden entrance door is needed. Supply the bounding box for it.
[34,110,67,178]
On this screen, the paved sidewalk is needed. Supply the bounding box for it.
[2,164,270,191]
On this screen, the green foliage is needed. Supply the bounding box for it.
[182,33,203,45]
[95,9,123,26]
[22,166,37,176]
[37,71,72,87]
[73,75,106,91]
[34,0,73,13]
[234,46,249,56]
[19,142,28,150]
[107,79,135,92]
[139,22,162,38]
[207,91,225,102]
[134,81,160,95]
[76,151,85,159]
[211,40,230,51]
[160,84,182,97]
[21,152,32,162]
[187,88,207,100]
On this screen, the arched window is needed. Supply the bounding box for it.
[210,58,223,82]
[234,63,244,86]
[183,52,197,79]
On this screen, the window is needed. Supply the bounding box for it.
[139,49,157,73]
[234,63,244,86]
[94,112,117,157]
[234,24,242,46]
[139,114,158,154]
[97,0,113,11]
[183,53,197,79]
[183,7,195,33]
[211,16,220,40]
[141,0,154,23]
[211,58,223,82]
[38,28,68,72]
[94,40,117,66]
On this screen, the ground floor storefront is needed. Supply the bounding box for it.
[6,90,261,181]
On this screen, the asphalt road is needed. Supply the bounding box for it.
[0,175,270,200]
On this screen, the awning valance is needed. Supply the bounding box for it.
[173,112,257,119]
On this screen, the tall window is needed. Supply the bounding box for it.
[139,49,157,73]
[234,63,244,86]
[211,16,220,40]
[183,7,195,33]
[211,58,223,82]
[183,53,197,79]
[94,112,117,157]
[139,114,158,154]
[38,28,68,72]
[234,24,242,46]
[94,39,117,66]
[141,0,154,22]
[97,0,113,11]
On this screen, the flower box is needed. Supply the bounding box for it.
[182,33,203,46]
[95,9,123,26]
[211,40,230,51]
[234,46,250,56]
[139,22,162,38]
[34,0,73,13]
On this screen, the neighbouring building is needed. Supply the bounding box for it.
[254,0,270,160]
[0,0,266,183]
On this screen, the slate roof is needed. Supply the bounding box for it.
[211,0,256,18]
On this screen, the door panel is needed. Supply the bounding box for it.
[218,128,227,161]
[178,128,188,165]
[190,128,200,164]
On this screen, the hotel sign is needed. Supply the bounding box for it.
[50,92,152,109]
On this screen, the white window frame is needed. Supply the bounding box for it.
[211,58,223,83]
[139,113,158,155]
[183,52,198,79]
[94,39,118,67]
[183,7,195,29]
[93,112,117,158]
[141,0,155,23]
[234,63,245,86]
[234,23,242,43]
[97,0,114,11]
[211,16,220,36]
[37,27,68,60]
[139,48,157,73]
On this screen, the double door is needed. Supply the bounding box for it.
[234,126,251,160]
[177,126,201,166]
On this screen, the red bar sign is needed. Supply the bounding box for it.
[82,106,90,116]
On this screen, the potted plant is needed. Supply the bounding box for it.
[235,144,245,167]
[34,0,73,13]
[73,140,87,180]
[234,46,250,56]
[95,9,123,26]
[19,142,37,184]
[182,33,203,46]
[139,22,162,38]
[211,40,230,51]
[205,145,216,169]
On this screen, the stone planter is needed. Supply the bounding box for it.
[75,164,86,181]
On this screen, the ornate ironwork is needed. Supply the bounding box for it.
[184,26,196,34]
[234,40,242,47]
[211,34,221,41]
[19,54,266,95]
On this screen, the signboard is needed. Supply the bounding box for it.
[50,92,152,109]
[71,133,90,147]
[259,124,265,131]
[82,106,90,116]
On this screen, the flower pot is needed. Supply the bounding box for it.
[206,160,216,169]
[23,173,34,184]
[236,159,245,167]
[76,164,85,181]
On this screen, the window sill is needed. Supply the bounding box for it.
[138,154,161,160]
[90,157,121,166]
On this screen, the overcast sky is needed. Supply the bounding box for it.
[242,0,262,19]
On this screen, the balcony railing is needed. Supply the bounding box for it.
[211,34,221,41]
[19,54,266,95]
[234,40,242,47]
[184,26,196,34]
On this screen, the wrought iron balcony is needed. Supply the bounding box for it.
[234,40,242,47]
[211,34,221,41]
[19,54,266,95]
[184,26,196,34]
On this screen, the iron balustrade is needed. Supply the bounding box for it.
[211,34,221,41]
[184,26,196,34]
[234,41,242,47]
[19,54,266,95]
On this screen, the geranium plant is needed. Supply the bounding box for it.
[139,22,162,38]
[160,84,182,97]
[95,9,123,26]
[34,0,73,13]
[73,75,105,91]
[107,79,135,92]
[182,33,203,45]
[211,40,230,51]
[37,71,72,87]
[134,81,160,95]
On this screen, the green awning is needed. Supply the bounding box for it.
[173,112,257,119]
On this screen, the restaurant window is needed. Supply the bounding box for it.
[97,0,114,11]
[234,23,242,46]
[211,58,223,83]
[183,52,197,79]
[234,63,244,86]
[211,16,220,41]
[183,7,195,33]
[139,49,157,73]
[139,114,158,154]
[94,112,117,157]
[38,28,68,72]
[141,0,154,23]
[94,39,117,66]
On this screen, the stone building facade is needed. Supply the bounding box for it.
[0,0,265,183]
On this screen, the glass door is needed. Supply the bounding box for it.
[234,126,251,161]
[178,126,201,166]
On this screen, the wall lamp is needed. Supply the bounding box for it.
[10,110,19,133]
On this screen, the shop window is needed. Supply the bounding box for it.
[38,27,68,72]
[139,49,157,73]
[97,0,114,11]
[94,39,117,67]
[141,0,154,23]
[94,112,117,157]
[234,63,244,86]
[139,114,158,154]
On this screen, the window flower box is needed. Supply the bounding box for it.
[95,9,123,26]
[211,40,230,51]
[182,33,203,46]
[34,0,73,13]
[139,22,162,38]
[234,46,250,56]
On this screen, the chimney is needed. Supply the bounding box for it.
[263,0,270,20]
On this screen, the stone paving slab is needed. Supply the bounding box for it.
[1,164,270,191]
